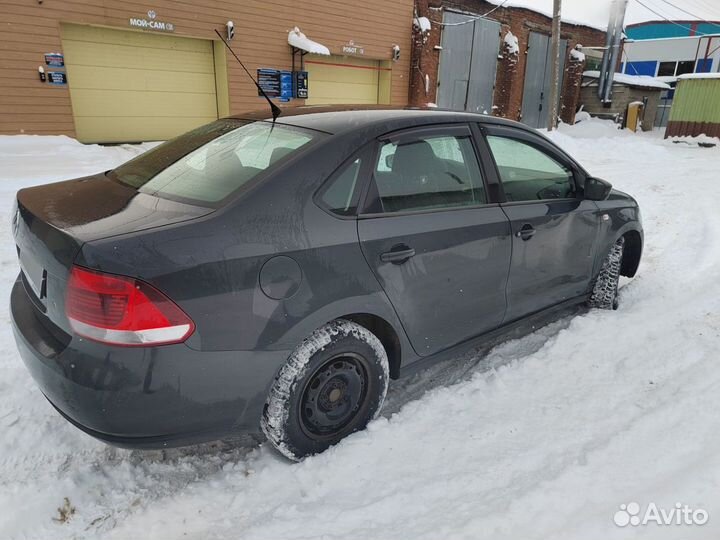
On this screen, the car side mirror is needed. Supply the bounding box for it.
[584,176,612,201]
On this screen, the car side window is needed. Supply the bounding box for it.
[487,135,575,202]
[319,157,363,216]
[373,134,486,214]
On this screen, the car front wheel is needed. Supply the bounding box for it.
[588,237,625,310]
[261,319,389,461]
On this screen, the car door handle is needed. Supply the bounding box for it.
[380,245,416,264]
[515,225,536,241]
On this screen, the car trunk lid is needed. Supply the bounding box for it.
[13,173,213,333]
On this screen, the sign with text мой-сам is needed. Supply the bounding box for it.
[129,10,175,32]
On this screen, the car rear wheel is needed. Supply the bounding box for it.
[588,237,625,310]
[261,319,389,461]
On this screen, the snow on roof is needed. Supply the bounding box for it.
[287,27,330,55]
[485,0,608,30]
[583,70,671,90]
[483,0,720,31]
[677,72,720,80]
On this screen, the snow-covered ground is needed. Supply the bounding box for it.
[1,122,720,540]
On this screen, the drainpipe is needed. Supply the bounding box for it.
[598,0,629,105]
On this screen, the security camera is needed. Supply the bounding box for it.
[392,44,400,62]
[226,21,235,41]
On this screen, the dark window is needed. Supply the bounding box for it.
[319,157,363,216]
[676,60,695,76]
[108,119,319,206]
[373,134,486,213]
[657,61,677,77]
[487,136,574,202]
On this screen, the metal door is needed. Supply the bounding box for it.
[521,32,568,128]
[437,11,500,113]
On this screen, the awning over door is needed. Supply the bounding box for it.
[288,27,330,55]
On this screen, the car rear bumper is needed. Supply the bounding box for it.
[10,276,289,449]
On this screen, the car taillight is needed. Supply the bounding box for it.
[65,266,195,346]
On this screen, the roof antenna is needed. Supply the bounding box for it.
[214,29,281,123]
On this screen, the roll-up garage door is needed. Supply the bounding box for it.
[304,55,384,105]
[61,24,218,143]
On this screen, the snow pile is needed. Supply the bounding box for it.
[2,126,720,539]
[584,70,671,90]
[667,133,719,146]
[573,109,592,124]
[570,47,586,62]
[504,31,519,55]
[413,16,431,33]
[0,135,157,185]
[287,27,330,55]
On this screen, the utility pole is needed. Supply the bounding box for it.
[547,0,562,131]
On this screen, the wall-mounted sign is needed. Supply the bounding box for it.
[342,40,365,56]
[129,9,175,32]
[44,53,64,67]
[258,69,281,97]
[47,71,67,85]
[293,71,308,99]
[279,70,293,101]
[258,69,294,100]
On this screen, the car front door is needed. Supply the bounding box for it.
[357,125,511,357]
[481,125,599,323]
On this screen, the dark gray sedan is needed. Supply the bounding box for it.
[10,107,642,460]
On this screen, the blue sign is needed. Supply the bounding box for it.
[47,71,68,85]
[280,70,293,101]
[44,53,64,68]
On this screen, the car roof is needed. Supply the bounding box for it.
[229,105,533,135]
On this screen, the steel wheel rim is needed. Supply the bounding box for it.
[299,352,369,438]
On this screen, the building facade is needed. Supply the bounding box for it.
[409,0,606,127]
[579,73,668,132]
[626,20,720,41]
[620,33,720,127]
[666,74,720,140]
[0,0,414,143]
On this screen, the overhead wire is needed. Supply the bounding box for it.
[434,0,511,26]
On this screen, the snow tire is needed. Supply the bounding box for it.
[588,236,625,310]
[261,319,389,461]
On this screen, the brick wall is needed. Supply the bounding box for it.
[580,81,662,132]
[410,0,606,124]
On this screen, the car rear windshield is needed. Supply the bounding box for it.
[107,119,319,206]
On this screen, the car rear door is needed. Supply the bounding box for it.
[480,124,599,323]
[357,124,511,357]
